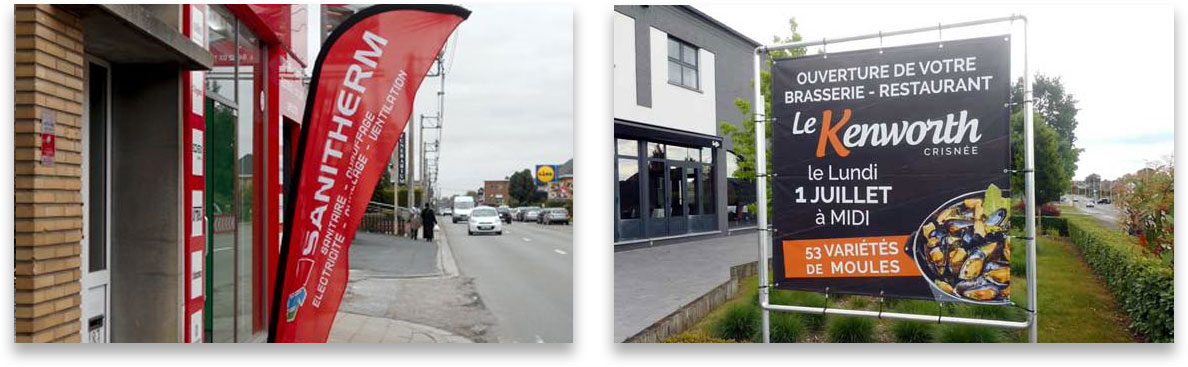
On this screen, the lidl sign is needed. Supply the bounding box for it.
[535,164,558,186]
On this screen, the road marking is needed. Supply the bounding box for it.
[554,249,567,255]
[522,237,532,242]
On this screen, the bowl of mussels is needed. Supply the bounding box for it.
[909,184,1012,304]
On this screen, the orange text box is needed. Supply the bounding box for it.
[783,235,920,278]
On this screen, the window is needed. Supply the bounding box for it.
[616,138,638,156]
[702,163,715,215]
[648,161,666,218]
[667,37,698,89]
[618,158,640,219]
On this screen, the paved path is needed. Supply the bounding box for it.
[331,228,493,342]
[442,220,573,343]
[614,232,759,342]
[328,312,472,343]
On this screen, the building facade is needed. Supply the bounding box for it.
[483,180,510,206]
[14,4,309,343]
[612,5,759,244]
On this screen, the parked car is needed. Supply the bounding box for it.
[467,206,503,235]
[523,208,542,222]
[541,208,570,225]
[497,206,513,224]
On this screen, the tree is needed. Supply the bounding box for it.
[1011,74,1081,200]
[1009,75,1082,204]
[1117,157,1174,259]
[370,162,394,205]
[719,18,806,214]
[508,169,537,205]
[1084,173,1102,198]
[1010,110,1071,205]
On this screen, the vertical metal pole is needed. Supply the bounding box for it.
[1021,16,1039,344]
[752,48,770,343]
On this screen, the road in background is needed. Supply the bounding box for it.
[1066,194,1123,231]
[441,219,573,343]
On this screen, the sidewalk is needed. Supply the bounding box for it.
[329,226,495,342]
[614,232,759,342]
[328,312,473,343]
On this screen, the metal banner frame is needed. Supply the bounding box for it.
[753,15,1037,343]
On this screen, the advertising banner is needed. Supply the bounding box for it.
[770,36,1012,304]
[535,164,558,186]
[269,5,469,342]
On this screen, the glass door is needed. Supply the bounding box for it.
[81,57,111,343]
[205,97,237,343]
[667,164,688,235]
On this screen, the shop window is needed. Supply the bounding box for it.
[686,167,699,215]
[667,37,699,90]
[616,138,638,157]
[648,142,665,159]
[666,145,687,162]
[617,158,640,220]
[702,163,715,215]
[648,161,666,218]
[204,5,264,342]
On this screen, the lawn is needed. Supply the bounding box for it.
[665,231,1137,343]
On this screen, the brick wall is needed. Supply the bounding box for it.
[14,4,86,343]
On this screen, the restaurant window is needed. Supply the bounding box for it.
[667,37,699,90]
[618,158,640,220]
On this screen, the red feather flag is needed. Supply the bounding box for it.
[268,4,469,343]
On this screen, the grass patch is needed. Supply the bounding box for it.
[769,312,805,343]
[827,316,875,343]
[940,324,1002,343]
[710,303,761,342]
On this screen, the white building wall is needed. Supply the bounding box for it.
[613,15,717,136]
[612,12,637,117]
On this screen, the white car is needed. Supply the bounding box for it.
[467,206,503,235]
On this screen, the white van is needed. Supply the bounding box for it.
[451,196,476,223]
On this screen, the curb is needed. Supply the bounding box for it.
[436,224,460,277]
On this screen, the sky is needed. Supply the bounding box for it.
[308,4,574,197]
[697,3,1173,180]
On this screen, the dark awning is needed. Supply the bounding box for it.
[614,118,722,149]
[59,4,213,70]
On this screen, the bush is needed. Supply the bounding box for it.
[1040,202,1062,216]
[664,334,737,343]
[767,312,804,343]
[1067,216,1174,342]
[826,316,875,343]
[891,321,934,343]
[940,325,1001,342]
[769,290,826,331]
[710,304,760,342]
[1010,216,1069,236]
[889,300,937,343]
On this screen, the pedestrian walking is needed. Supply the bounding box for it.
[421,204,437,242]
[410,208,422,239]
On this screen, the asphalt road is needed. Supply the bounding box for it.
[441,218,573,343]
[1067,195,1122,230]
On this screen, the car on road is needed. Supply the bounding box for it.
[452,196,476,223]
[1085,202,1095,208]
[497,205,513,224]
[441,207,453,216]
[467,206,503,235]
[523,208,542,222]
[1097,198,1111,205]
[540,208,569,225]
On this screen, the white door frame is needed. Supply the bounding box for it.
[80,55,112,343]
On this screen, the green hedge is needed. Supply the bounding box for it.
[1066,216,1174,342]
[1009,216,1069,236]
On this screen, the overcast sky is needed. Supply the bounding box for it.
[308,4,573,196]
[697,3,1173,180]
